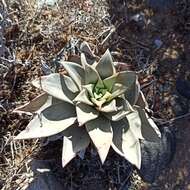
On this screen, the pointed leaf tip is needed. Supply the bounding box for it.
[86,116,113,164]
[59,61,85,90]
[81,53,100,84]
[135,106,161,142]
[62,125,90,167]
[112,119,141,169]
[80,41,95,57]
[15,102,77,139]
[32,73,78,104]
[62,136,76,167]
[13,93,50,115]
[96,49,115,79]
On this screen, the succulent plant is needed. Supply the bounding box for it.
[15,42,161,169]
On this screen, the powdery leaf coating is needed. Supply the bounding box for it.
[76,103,99,126]
[15,102,77,139]
[15,42,160,169]
[62,125,90,167]
[86,116,113,163]
[32,73,78,104]
[96,49,116,79]
[59,61,84,90]
[111,119,141,169]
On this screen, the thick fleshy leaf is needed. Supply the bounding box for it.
[76,103,99,126]
[111,119,141,169]
[148,117,161,138]
[59,61,84,90]
[96,50,116,79]
[81,53,99,84]
[135,106,161,141]
[111,119,128,157]
[62,137,75,167]
[14,94,63,116]
[104,98,133,121]
[51,97,63,105]
[135,91,148,108]
[95,78,105,89]
[125,78,140,106]
[117,71,137,88]
[15,102,77,139]
[83,84,94,98]
[14,93,49,115]
[111,83,127,100]
[80,52,87,68]
[80,41,95,58]
[32,73,78,104]
[126,110,144,140]
[91,97,106,108]
[86,116,113,163]
[80,42,97,65]
[100,99,117,112]
[62,125,90,167]
[73,88,93,106]
[103,73,118,92]
[116,71,140,105]
[104,109,127,121]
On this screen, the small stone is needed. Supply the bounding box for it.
[154,39,163,48]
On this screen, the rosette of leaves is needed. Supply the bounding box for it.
[15,44,161,169]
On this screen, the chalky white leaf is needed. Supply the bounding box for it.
[117,71,140,105]
[86,116,113,163]
[32,73,78,104]
[59,61,84,90]
[73,88,93,106]
[126,110,144,140]
[104,99,133,121]
[100,99,117,113]
[81,53,99,84]
[111,119,141,169]
[136,106,161,141]
[15,102,76,139]
[96,50,116,79]
[62,125,90,167]
[76,103,99,126]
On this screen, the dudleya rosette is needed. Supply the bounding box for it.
[14,42,161,169]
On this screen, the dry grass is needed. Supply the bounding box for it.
[0,0,112,189]
[1,0,190,189]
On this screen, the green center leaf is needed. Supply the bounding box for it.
[94,87,107,99]
[91,80,114,108]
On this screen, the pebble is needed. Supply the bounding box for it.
[154,39,163,49]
